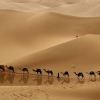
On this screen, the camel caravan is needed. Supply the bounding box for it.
[0,65,100,81]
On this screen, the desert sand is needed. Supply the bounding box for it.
[0,0,100,100]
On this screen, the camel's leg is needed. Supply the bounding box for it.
[77,76,79,80]
[89,75,91,80]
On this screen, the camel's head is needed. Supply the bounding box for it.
[74,72,76,74]
[33,69,35,71]
[96,71,100,73]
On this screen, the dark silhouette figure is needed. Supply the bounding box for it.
[43,69,53,76]
[19,68,29,74]
[61,71,69,78]
[6,66,15,73]
[33,69,42,75]
[86,71,96,79]
[74,72,84,80]
[0,65,5,71]
[57,73,60,79]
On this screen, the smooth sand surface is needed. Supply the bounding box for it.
[0,84,100,100]
[0,0,100,100]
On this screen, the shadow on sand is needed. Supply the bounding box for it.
[5,73,15,84]
[19,73,29,84]
[33,75,42,85]
[0,72,5,83]
[44,77,54,85]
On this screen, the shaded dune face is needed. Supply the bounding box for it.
[9,35,100,69]
[4,0,84,4]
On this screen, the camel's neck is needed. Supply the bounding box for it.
[61,72,64,75]
[86,72,89,74]
[44,69,47,73]
[74,72,78,75]
[33,70,36,72]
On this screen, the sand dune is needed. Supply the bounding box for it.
[1,10,100,64]
[0,0,100,16]
[0,10,100,64]
[0,1,100,100]
[9,34,100,76]
[53,3,100,17]
[0,10,77,64]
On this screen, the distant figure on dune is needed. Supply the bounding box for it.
[43,69,53,77]
[19,68,29,74]
[6,66,15,73]
[76,35,78,38]
[33,68,42,75]
[74,72,84,80]
[86,71,96,79]
[61,71,69,78]
[0,65,5,72]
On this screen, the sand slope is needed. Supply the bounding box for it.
[0,10,100,64]
[9,34,100,74]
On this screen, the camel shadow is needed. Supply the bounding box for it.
[0,72,5,83]
[89,78,96,82]
[61,78,70,84]
[5,73,15,84]
[44,77,54,85]
[88,76,96,82]
[19,73,29,84]
[33,75,42,85]
[76,78,85,84]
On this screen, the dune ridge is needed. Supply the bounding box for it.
[0,0,100,16]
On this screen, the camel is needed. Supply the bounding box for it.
[96,71,100,80]
[43,69,53,77]
[74,72,84,80]
[61,71,69,78]
[0,65,5,71]
[33,68,42,75]
[96,71,100,75]
[6,66,15,73]
[19,68,29,74]
[86,71,96,79]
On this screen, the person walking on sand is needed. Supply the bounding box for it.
[57,73,60,79]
